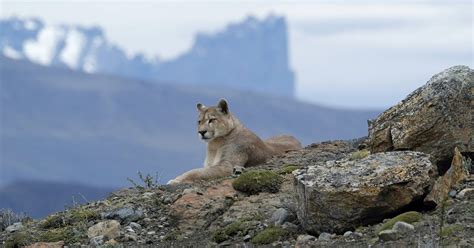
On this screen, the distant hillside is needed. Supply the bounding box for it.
[0,15,294,97]
[0,56,379,188]
[0,180,114,218]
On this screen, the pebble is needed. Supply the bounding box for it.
[318,232,333,241]
[243,234,252,241]
[147,231,156,235]
[297,234,316,242]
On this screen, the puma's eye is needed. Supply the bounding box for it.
[209,118,216,123]
[198,120,202,124]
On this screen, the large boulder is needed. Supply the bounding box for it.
[293,151,435,234]
[367,66,473,171]
[424,147,469,206]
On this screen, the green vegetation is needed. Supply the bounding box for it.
[278,164,301,174]
[4,232,32,248]
[39,227,81,243]
[70,208,99,223]
[232,170,283,194]
[251,226,288,245]
[440,224,463,237]
[350,149,370,160]
[212,221,253,243]
[378,211,422,233]
[40,214,65,229]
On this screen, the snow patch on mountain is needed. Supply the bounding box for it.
[24,26,64,65]
[60,29,86,69]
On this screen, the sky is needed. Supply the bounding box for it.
[1,0,472,109]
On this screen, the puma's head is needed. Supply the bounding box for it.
[196,99,236,141]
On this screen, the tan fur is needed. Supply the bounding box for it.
[168,99,302,184]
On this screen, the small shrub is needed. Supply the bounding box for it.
[70,209,99,223]
[0,209,28,231]
[232,170,283,194]
[40,215,65,229]
[212,221,252,243]
[127,171,161,190]
[39,227,80,243]
[378,211,422,233]
[251,226,287,245]
[4,232,32,248]
[350,149,370,160]
[278,164,301,174]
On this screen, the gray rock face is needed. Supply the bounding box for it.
[101,207,144,224]
[269,208,291,226]
[378,229,399,241]
[294,151,435,234]
[367,66,473,170]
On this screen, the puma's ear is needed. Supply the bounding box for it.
[197,103,206,112]
[217,99,229,114]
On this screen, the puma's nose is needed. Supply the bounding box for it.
[199,131,207,137]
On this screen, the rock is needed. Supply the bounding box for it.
[124,233,137,241]
[147,231,156,235]
[89,235,105,246]
[343,231,353,237]
[449,190,457,198]
[392,221,415,233]
[170,179,237,233]
[457,188,474,200]
[424,148,469,206]
[270,208,291,225]
[243,234,252,241]
[101,206,144,223]
[318,232,333,241]
[294,151,435,234]
[162,196,173,204]
[5,222,23,232]
[281,222,298,233]
[129,222,141,230]
[25,241,65,248]
[297,234,316,242]
[378,229,399,241]
[87,220,120,239]
[367,65,473,169]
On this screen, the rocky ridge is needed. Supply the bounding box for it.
[0,65,472,247]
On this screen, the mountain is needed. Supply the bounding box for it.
[0,181,115,218]
[0,15,295,97]
[0,56,379,189]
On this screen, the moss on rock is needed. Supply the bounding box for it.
[251,226,287,245]
[278,164,301,174]
[232,170,283,194]
[378,211,422,233]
